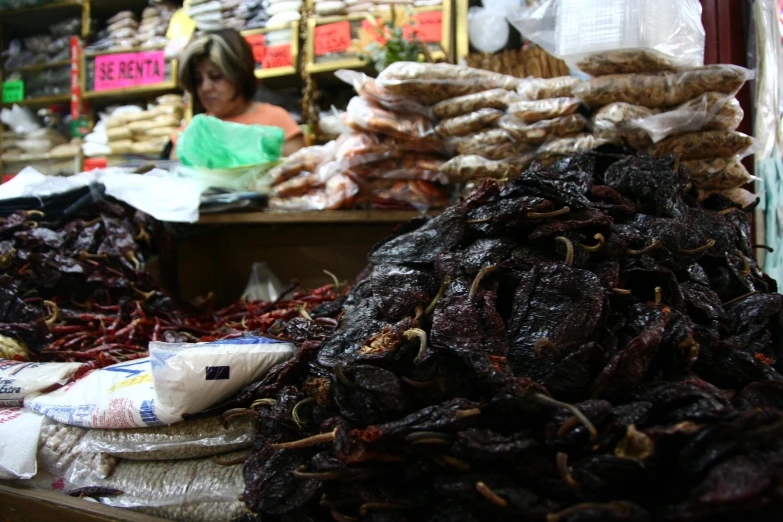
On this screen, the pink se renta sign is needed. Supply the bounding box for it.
[94,51,166,92]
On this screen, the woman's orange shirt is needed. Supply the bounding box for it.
[171,102,302,146]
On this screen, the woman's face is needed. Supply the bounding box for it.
[193,60,245,118]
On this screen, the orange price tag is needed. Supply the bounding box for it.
[83,158,108,171]
[408,11,442,43]
[262,43,293,69]
[245,33,266,63]
[314,21,352,56]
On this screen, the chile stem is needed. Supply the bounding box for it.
[270,428,338,449]
[469,265,497,299]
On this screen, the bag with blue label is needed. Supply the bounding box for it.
[24,337,295,429]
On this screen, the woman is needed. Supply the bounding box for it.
[171,29,304,158]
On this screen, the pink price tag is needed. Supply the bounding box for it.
[94,51,166,92]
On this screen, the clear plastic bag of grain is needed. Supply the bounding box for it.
[573,65,752,108]
[517,76,582,100]
[376,61,521,106]
[435,108,504,138]
[646,130,755,159]
[630,92,744,143]
[37,422,117,481]
[682,158,755,190]
[506,97,581,123]
[432,89,520,120]
[439,154,521,182]
[498,113,586,144]
[450,128,520,160]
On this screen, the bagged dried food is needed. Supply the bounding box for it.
[335,132,389,159]
[439,154,520,182]
[38,422,117,481]
[109,140,134,154]
[76,415,254,461]
[368,180,451,211]
[107,18,139,33]
[372,154,448,184]
[146,126,180,138]
[268,172,360,211]
[452,129,520,160]
[0,360,82,406]
[131,141,167,155]
[591,102,659,148]
[499,113,586,144]
[269,142,335,185]
[69,452,247,522]
[110,27,137,40]
[346,97,434,140]
[506,97,581,123]
[682,158,754,190]
[576,49,683,76]
[336,70,432,118]
[432,89,519,120]
[157,94,184,105]
[377,62,521,105]
[697,187,759,209]
[273,172,321,197]
[108,10,135,25]
[630,93,744,143]
[380,134,447,155]
[0,407,44,480]
[647,130,755,160]
[517,76,582,100]
[107,127,133,141]
[573,65,752,108]
[435,108,504,138]
[537,133,608,165]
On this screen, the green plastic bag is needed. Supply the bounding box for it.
[177,114,285,169]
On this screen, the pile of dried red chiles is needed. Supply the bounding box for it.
[228,149,783,522]
[0,200,346,374]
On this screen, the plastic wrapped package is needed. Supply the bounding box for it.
[573,65,753,108]
[591,102,659,148]
[346,97,434,140]
[268,142,336,185]
[517,77,582,100]
[630,93,744,143]
[76,416,254,461]
[575,49,684,76]
[646,130,755,160]
[268,171,360,211]
[697,187,759,209]
[0,407,44,480]
[682,158,754,190]
[506,97,581,123]
[508,0,705,73]
[335,132,390,159]
[108,10,135,24]
[439,154,520,182]
[69,451,248,522]
[369,154,449,184]
[380,134,447,155]
[432,88,519,119]
[37,423,117,481]
[435,108,504,138]
[376,62,521,105]
[536,133,609,165]
[336,70,432,118]
[273,172,322,197]
[367,180,451,211]
[498,113,586,144]
[107,18,139,33]
[0,360,82,406]
[451,128,518,160]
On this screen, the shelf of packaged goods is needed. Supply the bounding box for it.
[1,93,70,108]
[197,209,439,225]
[2,151,79,163]
[255,67,296,80]
[241,24,300,80]
[83,46,166,58]
[0,0,82,19]
[0,482,167,522]
[82,83,179,100]
[4,60,71,74]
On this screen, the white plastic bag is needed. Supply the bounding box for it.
[508,0,705,74]
[150,336,296,418]
[0,407,45,480]
[0,359,83,406]
[242,262,285,302]
[25,358,181,429]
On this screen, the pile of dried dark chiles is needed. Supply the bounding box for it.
[229,149,783,522]
[0,200,346,372]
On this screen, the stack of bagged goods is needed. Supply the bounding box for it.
[221,0,245,31]
[137,4,175,50]
[188,0,221,31]
[104,95,183,156]
[103,11,140,51]
[238,0,269,30]
[265,0,302,29]
[573,50,755,203]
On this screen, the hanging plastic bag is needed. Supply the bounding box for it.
[507,0,705,75]
[176,114,285,169]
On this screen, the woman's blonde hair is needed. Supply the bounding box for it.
[179,29,256,112]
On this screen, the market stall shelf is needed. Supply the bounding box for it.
[243,22,300,80]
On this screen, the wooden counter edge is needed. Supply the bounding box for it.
[0,482,168,522]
